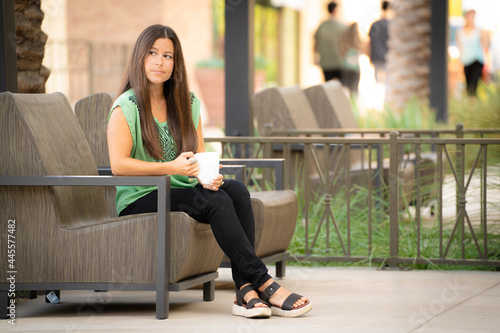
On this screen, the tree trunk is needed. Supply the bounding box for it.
[15,0,50,93]
[386,0,431,111]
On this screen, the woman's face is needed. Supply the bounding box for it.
[144,38,174,86]
[465,11,475,25]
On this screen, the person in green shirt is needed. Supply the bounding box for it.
[314,1,347,82]
[107,24,311,318]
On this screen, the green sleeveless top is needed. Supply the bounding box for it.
[109,88,201,215]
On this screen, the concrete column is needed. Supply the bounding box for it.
[0,0,18,92]
[225,0,255,137]
[430,0,448,122]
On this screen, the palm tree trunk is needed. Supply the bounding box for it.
[15,0,50,93]
[386,0,432,111]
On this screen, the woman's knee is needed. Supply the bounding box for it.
[223,179,251,199]
[204,189,234,212]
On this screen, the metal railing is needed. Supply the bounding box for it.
[205,126,500,268]
[265,123,500,139]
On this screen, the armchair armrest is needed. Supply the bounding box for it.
[220,158,285,190]
[97,167,113,175]
[0,175,168,187]
[0,174,171,319]
[220,164,246,183]
[98,165,247,188]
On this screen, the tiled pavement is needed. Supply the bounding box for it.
[2,266,499,333]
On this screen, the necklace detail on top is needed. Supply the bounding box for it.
[152,99,166,111]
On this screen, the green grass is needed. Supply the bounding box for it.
[352,81,500,134]
[232,145,499,271]
[317,85,500,271]
[352,94,444,130]
[284,158,500,271]
[449,82,500,133]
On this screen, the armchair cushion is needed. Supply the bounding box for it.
[0,91,223,288]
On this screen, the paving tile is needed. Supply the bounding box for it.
[2,267,499,333]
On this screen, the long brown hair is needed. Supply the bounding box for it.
[118,24,198,160]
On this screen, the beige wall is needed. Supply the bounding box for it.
[67,0,161,43]
[43,0,213,102]
[159,0,214,97]
[299,0,326,87]
[42,0,69,96]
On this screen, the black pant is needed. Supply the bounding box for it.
[463,60,484,96]
[342,70,360,94]
[323,69,342,82]
[120,179,272,289]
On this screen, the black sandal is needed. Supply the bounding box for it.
[233,284,272,318]
[259,281,312,318]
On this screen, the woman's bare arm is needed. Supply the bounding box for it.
[196,116,206,153]
[481,29,490,50]
[107,106,199,176]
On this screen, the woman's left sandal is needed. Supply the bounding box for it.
[233,285,272,318]
[259,281,313,318]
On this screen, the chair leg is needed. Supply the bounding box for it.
[155,289,169,319]
[203,280,215,301]
[276,260,286,278]
[0,290,8,319]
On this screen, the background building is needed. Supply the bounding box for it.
[40,0,500,130]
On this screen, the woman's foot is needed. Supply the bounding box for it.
[257,279,312,317]
[258,279,308,308]
[235,284,270,309]
[233,283,271,318]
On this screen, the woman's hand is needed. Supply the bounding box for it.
[170,152,200,176]
[201,173,224,191]
[199,165,224,191]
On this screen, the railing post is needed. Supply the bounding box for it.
[455,123,464,235]
[481,144,487,259]
[264,124,273,159]
[455,123,464,138]
[304,142,310,255]
[388,131,399,268]
[264,124,273,188]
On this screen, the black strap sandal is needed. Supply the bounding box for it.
[233,284,272,318]
[259,281,313,318]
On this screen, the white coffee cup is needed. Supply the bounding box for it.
[194,152,220,185]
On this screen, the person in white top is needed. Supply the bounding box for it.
[456,9,490,96]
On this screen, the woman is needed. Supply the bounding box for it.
[457,9,489,96]
[340,22,364,95]
[107,24,312,318]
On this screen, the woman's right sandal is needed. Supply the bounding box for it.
[233,285,272,318]
[259,281,312,318]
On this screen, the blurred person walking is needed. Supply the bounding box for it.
[456,9,489,96]
[339,22,365,95]
[368,1,390,84]
[314,1,347,82]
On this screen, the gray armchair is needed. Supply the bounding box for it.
[0,92,224,319]
[75,92,298,278]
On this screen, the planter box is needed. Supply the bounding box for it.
[195,67,266,128]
